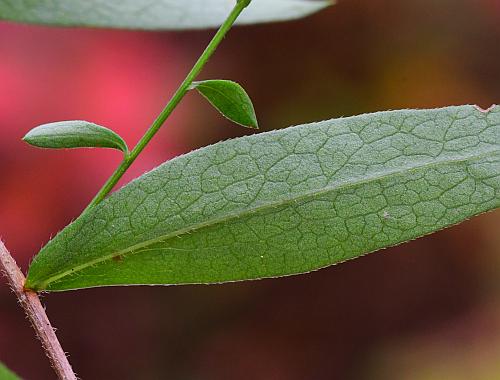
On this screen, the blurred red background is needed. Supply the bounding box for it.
[1,0,499,378]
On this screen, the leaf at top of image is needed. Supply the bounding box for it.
[23,120,128,154]
[0,0,333,30]
[25,105,500,292]
[191,80,258,129]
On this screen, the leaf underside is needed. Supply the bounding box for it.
[0,0,333,30]
[23,120,128,153]
[25,105,500,291]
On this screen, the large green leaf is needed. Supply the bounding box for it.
[0,0,333,30]
[25,105,500,291]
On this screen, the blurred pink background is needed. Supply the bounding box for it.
[1,0,499,378]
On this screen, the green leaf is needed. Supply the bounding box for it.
[191,80,258,129]
[23,121,128,153]
[25,105,500,292]
[0,0,333,30]
[0,362,20,380]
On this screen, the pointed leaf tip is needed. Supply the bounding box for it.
[23,120,128,153]
[191,80,258,129]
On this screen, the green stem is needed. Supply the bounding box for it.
[84,0,250,212]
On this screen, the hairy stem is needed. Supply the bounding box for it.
[0,241,76,380]
[85,0,251,211]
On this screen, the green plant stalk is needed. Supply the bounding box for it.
[85,0,251,212]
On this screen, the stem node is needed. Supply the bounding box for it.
[84,0,249,212]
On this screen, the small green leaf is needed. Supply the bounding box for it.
[0,362,21,380]
[23,121,128,153]
[0,0,333,30]
[25,105,499,292]
[191,80,258,129]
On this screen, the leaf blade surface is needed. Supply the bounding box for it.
[0,0,332,30]
[25,105,500,291]
[192,80,258,129]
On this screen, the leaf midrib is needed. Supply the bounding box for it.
[36,147,499,289]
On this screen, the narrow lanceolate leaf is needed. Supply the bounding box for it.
[0,362,21,380]
[25,105,500,291]
[191,80,258,129]
[0,0,333,30]
[23,121,128,153]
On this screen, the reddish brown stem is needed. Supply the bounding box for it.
[0,240,77,380]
